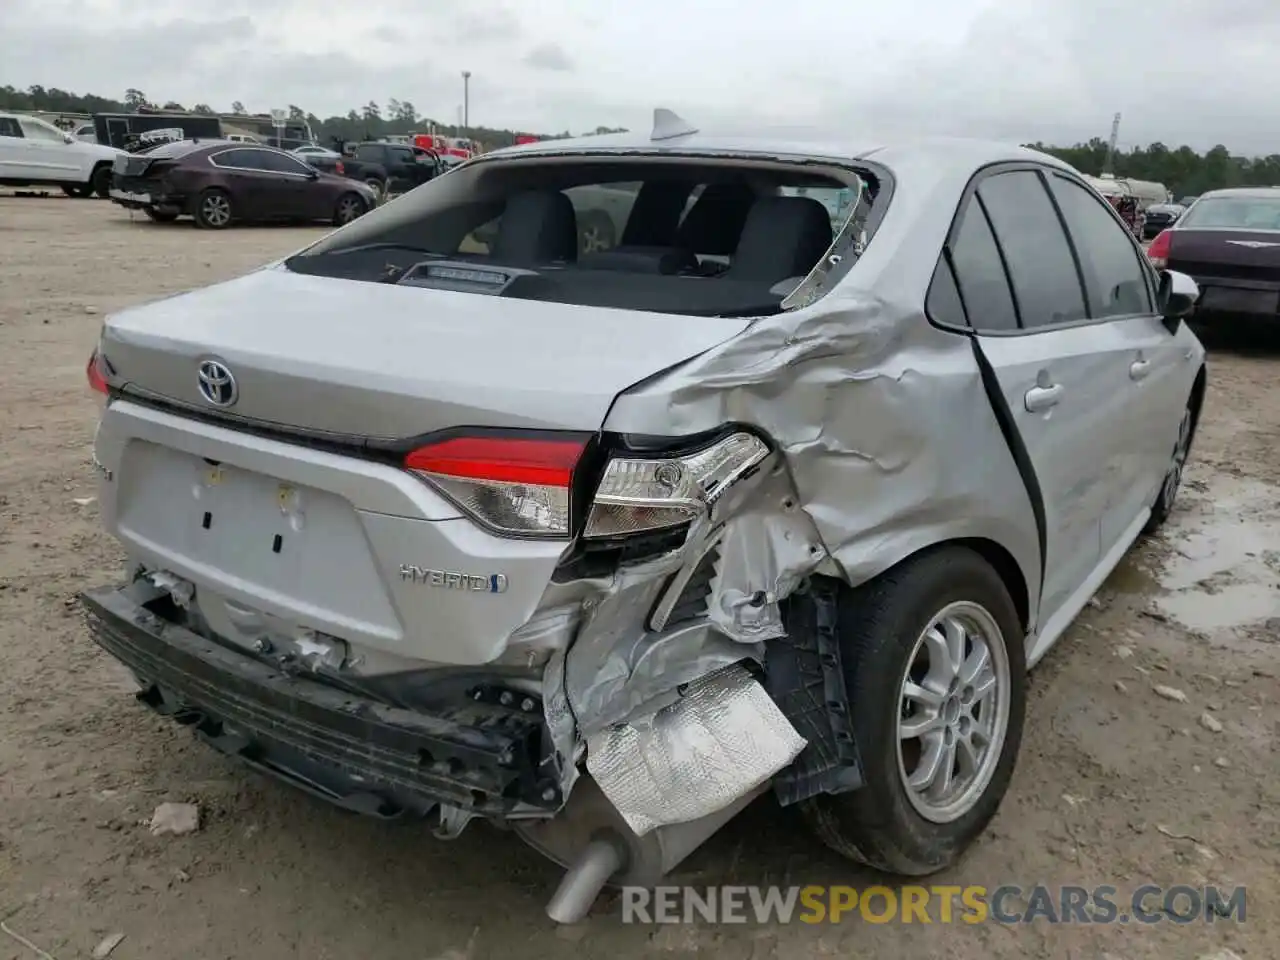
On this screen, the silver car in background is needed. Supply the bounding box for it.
[80,110,1206,922]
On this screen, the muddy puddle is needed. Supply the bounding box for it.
[1109,474,1279,634]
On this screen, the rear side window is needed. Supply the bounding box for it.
[0,118,21,138]
[390,146,415,163]
[355,144,380,162]
[948,199,1019,331]
[1048,175,1152,317]
[925,257,966,328]
[213,149,268,170]
[978,171,1086,328]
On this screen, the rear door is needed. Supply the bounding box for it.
[934,167,1117,627]
[1045,171,1196,550]
[209,148,289,218]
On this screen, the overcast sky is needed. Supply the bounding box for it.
[3,0,1278,154]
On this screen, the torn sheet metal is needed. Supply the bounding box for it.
[585,664,806,836]
[557,460,827,746]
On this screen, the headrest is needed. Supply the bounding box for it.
[727,196,833,284]
[674,183,756,255]
[491,190,579,264]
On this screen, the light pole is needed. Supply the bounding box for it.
[461,71,471,132]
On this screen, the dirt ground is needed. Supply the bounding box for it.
[0,196,1276,960]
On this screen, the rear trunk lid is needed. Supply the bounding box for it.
[94,268,752,665]
[100,266,752,438]
[1167,229,1280,284]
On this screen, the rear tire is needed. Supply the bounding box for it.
[333,192,367,226]
[193,188,233,229]
[1143,400,1195,535]
[143,208,179,223]
[798,547,1027,876]
[91,164,113,199]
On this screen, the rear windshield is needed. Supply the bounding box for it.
[1179,196,1280,230]
[285,156,882,317]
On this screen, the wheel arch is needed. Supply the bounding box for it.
[833,534,1032,635]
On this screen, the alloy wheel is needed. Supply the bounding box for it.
[895,600,1011,824]
[202,194,231,228]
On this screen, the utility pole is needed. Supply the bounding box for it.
[461,71,471,131]
[1103,112,1121,175]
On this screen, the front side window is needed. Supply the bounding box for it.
[978,170,1087,329]
[259,150,312,175]
[1048,175,1152,318]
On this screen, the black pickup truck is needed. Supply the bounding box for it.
[349,142,443,194]
[305,142,442,198]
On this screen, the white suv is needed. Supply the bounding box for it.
[0,113,124,198]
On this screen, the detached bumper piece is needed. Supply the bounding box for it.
[80,584,560,820]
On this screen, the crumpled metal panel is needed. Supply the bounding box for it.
[601,287,1042,612]
[585,664,806,836]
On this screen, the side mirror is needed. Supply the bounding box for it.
[63,134,75,144]
[1157,269,1199,328]
[306,167,319,179]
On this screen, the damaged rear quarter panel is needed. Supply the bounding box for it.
[600,163,1042,630]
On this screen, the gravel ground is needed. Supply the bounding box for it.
[0,196,1276,960]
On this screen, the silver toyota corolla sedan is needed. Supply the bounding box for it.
[80,110,1206,922]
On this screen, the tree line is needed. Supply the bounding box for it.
[0,83,627,153]
[4,83,1278,196]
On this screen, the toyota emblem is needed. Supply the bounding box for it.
[196,358,238,407]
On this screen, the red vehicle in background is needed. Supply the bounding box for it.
[514,134,540,146]
[412,134,478,163]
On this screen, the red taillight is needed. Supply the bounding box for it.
[404,435,587,537]
[335,160,345,175]
[86,349,108,395]
[1147,229,1172,268]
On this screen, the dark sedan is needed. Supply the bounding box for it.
[109,140,378,229]
[1148,187,1280,323]
[1141,202,1185,239]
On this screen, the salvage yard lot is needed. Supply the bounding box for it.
[1,196,1276,960]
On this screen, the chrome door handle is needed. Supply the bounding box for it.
[1129,359,1151,381]
[1024,383,1063,412]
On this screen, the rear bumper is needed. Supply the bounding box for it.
[1185,275,1280,318]
[81,581,561,819]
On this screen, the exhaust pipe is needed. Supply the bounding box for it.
[545,832,628,924]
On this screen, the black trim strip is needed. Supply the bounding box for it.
[967,337,1048,589]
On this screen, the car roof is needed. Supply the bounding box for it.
[483,125,1071,174]
[1197,187,1280,200]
